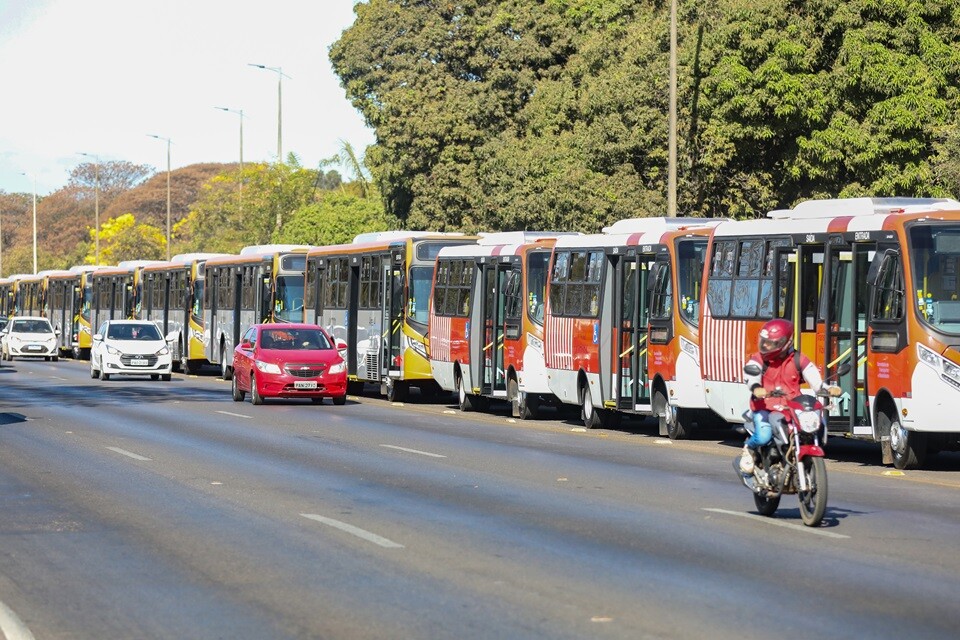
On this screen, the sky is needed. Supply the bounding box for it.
[0,0,376,196]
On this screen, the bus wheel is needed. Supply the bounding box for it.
[654,389,690,440]
[220,345,232,381]
[581,384,602,429]
[385,378,407,403]
[885,410,928,470]
[457,375,476,412]
[509,378,537,420]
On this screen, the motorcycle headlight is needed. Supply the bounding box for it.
[255,360,282,374]
[796,410,821,434]
[328,361,346,375]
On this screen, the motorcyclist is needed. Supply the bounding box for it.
[739,318,839,474]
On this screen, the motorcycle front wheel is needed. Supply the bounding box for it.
[798,456,828,527]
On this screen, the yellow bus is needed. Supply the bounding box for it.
[91,260,165,333]
[67,265,108,359]
[140,253,229,374]
[203,245,310,379]
[304,232,473,401]
[12,273,45,317]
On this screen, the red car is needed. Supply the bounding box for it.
[231,323,348,405]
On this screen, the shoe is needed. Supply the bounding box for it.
[739,446,755,474]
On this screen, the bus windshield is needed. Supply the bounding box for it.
[275,275,305,322]
[526,251,550,325]
[408,266,433,329]
[192,280,204,320]
[81,283,92,322]
[677,239,707,326]
[909,222,960,334]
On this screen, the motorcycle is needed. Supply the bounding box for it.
[733,361,848,527]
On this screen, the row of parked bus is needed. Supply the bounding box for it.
[3,196,960,469]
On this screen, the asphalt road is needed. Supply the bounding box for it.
[0,357,959,639]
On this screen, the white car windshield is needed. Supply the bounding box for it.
[107,324,162,341]
[12,319,53,333]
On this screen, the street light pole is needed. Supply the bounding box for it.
[248,63,290,162]
[78,153,100,264]
[148,134,173,260]
[215,106,245,215]
[668,0,677,217]
[20,172,37,274]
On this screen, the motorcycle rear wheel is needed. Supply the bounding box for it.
[798,456,828,527]
[753,490,780,516]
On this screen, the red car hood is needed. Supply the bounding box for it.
[256,348,341,364]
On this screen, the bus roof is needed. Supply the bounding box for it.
[116,260,166,269]
[476,231,579,246]
[351,231,467,244]
[239,244,310,256]
[601,216,720,235]
[769,197,960,219]
[69,264,109,274]
[171,252,232,264]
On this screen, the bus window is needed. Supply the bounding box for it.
[408,265,433,327]
[909,224,960,333]
[676,240,704,325]
[873,252,904,321]
[275,274,305,322]
[526,251,550,325]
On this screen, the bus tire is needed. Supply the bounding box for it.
[883,409,927,470]
[457,375,477,412]
[509,378,537,420]
[220,345,232,381]
[385,379,407,403]
[581,384,602,429]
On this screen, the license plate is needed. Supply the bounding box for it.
[25,345,41,351]
[294,381,318,390]
[130,358,149,366]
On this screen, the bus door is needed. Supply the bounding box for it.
[796,243,826,361]
[615,250,652,411]
[381,256,405,382]
[474,257,510,397]
[824,241,873,435]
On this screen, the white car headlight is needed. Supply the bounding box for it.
[255,360,282,374]
[328,361,346,375]
[105,344,121,355]
[155,346,170,356]
[796,410,821,434]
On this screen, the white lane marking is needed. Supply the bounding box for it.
[106,447,152,461]
[300,514,404,548]
[0,598,36,640]
[703,508,850,539]
[49,376,68,381]
[216,410,252,419]
[654,439,674,444]
[379,444,446,458]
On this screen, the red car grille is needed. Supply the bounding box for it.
[284,364,327,378]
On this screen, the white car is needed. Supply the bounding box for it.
[1,316,60,361]
[90,320,174,381]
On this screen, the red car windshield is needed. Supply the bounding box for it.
[260,328,331,350]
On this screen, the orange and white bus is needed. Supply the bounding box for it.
[203,245,310,379]
[140,253,230,373]
[91,260,165,332]
[698,197,960,469]
[543,217,719,429]
[645,224,725,439]
[304,232,473,401]
[428,232,574,417]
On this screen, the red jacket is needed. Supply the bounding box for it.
[747,350,814,413]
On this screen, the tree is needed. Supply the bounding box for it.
[93,214,166,263]
[68,160,153,207]
[276,190,398,246]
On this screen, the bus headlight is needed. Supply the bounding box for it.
[917,343,960,388]
[406,335,428,360]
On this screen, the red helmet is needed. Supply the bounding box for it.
[758,319,793,361]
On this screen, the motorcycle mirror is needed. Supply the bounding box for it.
[743,362,763,377]
[835,361,853,377]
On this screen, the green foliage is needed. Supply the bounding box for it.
[92,214,166,263]
[333,0,960,225]
[276,191,398,246]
